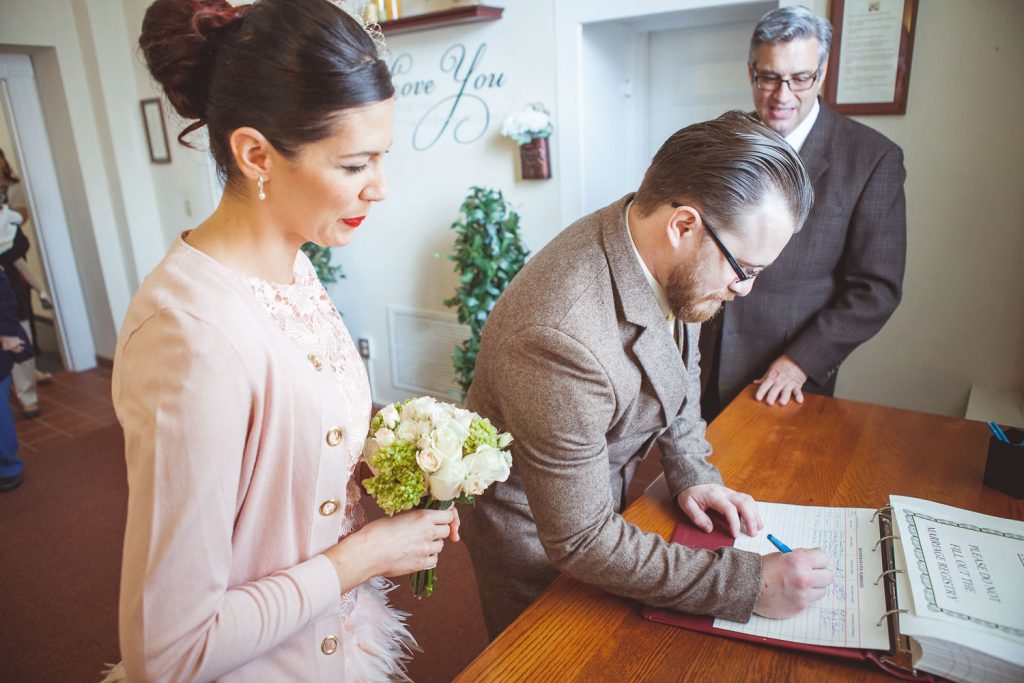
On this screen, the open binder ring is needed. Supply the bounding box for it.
[870,505,893,522]
[876,608,909,628]
[872,534,900,551]
[873,568,905,586]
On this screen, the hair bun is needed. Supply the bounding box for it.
[139,0,249,121]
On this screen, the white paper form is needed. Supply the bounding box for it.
[713,502,890,650]
[889,496,1024,660]
[891,535,1024,683]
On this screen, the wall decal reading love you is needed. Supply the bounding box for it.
[390,43,507,151]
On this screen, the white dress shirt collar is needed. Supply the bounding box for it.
[785,98,820,153]
[625,200,674,325]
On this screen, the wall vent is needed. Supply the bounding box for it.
[387,306,469,400]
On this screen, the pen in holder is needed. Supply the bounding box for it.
[983,425,1023,498]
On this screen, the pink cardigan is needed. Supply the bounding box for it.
[113,239,371,681]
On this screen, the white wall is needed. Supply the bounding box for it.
[333,0,561,405]
[0,0,166,358]
[833,0,1024,417]
[123,0,220,245]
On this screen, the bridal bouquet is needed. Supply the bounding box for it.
[362,396,513,597]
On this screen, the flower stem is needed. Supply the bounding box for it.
[410,498,453,598]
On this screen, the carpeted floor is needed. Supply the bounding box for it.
[0,370,489,683]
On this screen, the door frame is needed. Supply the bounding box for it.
[554,0,825,224]
[0,53,97,371]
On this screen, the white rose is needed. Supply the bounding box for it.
[497,432,513,449]
[379,403,400,429]
[428,403,453,425]
[429,458,468,500]
[432,425,464,463]
[461,444,512,496]
[452,408,475,431]
[417,432,434,451]
[404,396,437,421]
[396,418,421,442]
[416,448,443,474]
[439,415,470,442]
[375,428,396,449]
[500,114,521,137]
[362,438,380,465]
[520,109,549,132]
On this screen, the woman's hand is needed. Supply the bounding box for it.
[324,506,460,594]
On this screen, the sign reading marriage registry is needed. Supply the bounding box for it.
[389,42,508,151]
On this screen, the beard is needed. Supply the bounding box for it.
[665,251,734,323]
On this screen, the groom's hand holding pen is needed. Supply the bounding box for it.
[753,532,833,619]
[767,534,792,553]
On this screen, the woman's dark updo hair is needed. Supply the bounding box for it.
[139,0,394,184]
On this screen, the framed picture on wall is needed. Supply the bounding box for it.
[140,97,171,164]
[824,0,919,115]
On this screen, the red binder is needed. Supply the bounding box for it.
[641,517,934,681]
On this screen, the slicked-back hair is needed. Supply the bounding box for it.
[633,111,812,236]
[749,6,833,68]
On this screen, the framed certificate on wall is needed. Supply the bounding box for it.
[824,0,919,115]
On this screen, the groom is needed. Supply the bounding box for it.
[461,111,834,639]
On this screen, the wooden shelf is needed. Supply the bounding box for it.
[379,5,503,36]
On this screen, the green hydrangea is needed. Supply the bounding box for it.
[464,417,499,455]
[369,411,384,435]
[362,439,426,516]
[369,400,408,435]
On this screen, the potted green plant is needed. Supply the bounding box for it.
[301,243,344,286]
[443,187,529,399]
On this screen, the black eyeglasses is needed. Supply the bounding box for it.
[671,202,763,282]
[752,68,821,92]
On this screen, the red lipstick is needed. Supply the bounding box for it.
[342,216,365,228]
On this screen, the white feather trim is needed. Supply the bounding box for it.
[95,578,416,682]
[342,577,419,682]
[98,661,126,682]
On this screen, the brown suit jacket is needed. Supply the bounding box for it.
[462,195,761,639]
[702,102,907,416]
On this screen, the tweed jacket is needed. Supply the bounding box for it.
[463,195,762,635]
[705,101,906,408]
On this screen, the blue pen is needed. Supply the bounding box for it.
[767,534,792,553]
[988,421,1010,443]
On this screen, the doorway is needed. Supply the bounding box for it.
[556,1,774,221]
[646,14,764,159]
[0,53,96,372]
[0,94,61,373]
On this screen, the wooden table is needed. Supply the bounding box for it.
[455,388,1023,681]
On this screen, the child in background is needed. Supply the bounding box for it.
[0,265,31,492]
[0,147,53,420]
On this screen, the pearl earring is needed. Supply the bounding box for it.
[257,176,266,201]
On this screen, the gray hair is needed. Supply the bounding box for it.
[749,6,833,68]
